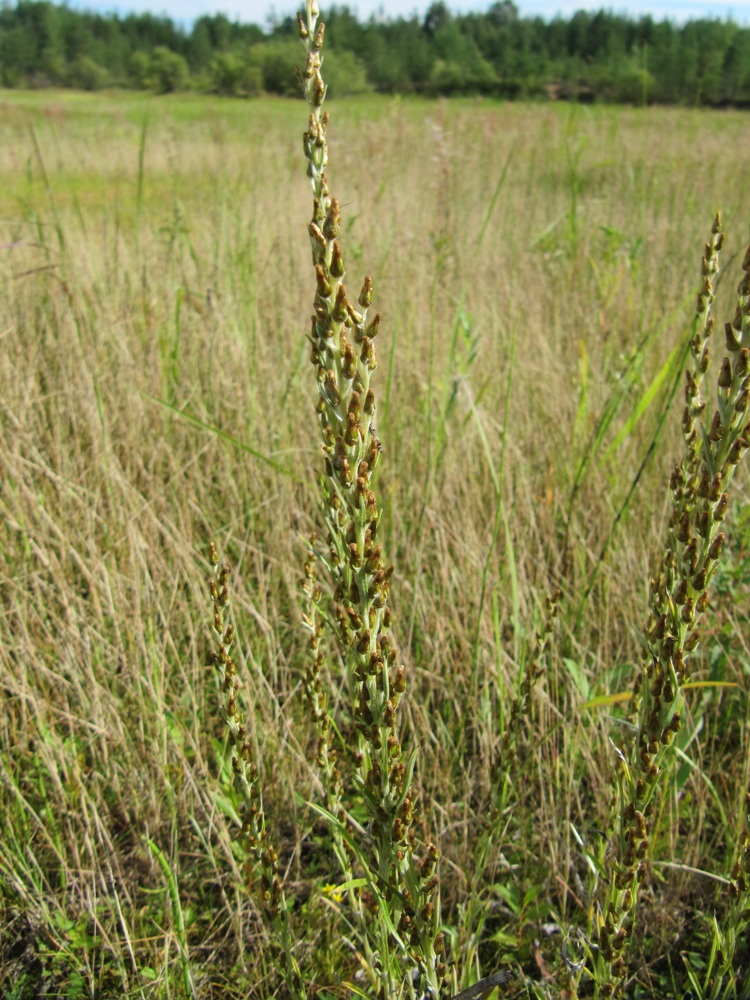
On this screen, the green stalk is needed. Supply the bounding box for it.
[143,837,197,1000]
[717,791,750,998]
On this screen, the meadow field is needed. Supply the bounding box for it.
[2,86,750,999]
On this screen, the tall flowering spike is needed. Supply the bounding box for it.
[298,4,443,997]
[208,545,305,1000]
[299,533,349,855]
[592,220,750,997]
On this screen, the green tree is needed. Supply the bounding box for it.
[423,1,451,37]
[723,31,750,103]
[189,18,213,72]
[325,5,368,60]
[367,18,432,92]
[323,48,371,96]
[488,1,518,26]
[209,50,261,96]
[68,53,108,90]
[128,49,150,88]
[151,45,188,92]
[429,21,496,94]
[247,38,301,95]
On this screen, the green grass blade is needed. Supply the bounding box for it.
[141,391,304,481]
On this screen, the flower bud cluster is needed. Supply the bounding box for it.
[597,219,750,995]
[300,534,345,827]
[492,590,560,783]
[298,3,443,995]
[208,548,277,914]
[457,593,560,975]
[728,792,750,904]
[208,543,304,997]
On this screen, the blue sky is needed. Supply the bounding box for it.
[72,0,750,27]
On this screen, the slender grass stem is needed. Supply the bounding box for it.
[143,837,198,1000]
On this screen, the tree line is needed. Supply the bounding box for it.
[1,0,749,105]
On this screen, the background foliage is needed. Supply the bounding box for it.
[1,0,750,103]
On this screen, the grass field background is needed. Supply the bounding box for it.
[2,89,750,998]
